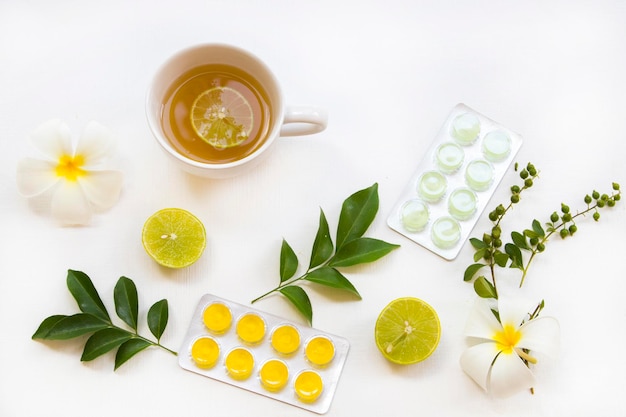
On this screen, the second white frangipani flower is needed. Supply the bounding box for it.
[460,297,560,398]
[16,119,123,225]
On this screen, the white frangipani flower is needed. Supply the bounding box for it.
[460,297,560,398]
[16,119,123,225]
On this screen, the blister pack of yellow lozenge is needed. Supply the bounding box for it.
[178,294,350,414]
[387,103,523,260]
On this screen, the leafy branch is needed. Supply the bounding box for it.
[464,162,621,299]
[251,183,400,325]
[33,270,176,370]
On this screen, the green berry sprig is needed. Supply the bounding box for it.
[464,163,621,299]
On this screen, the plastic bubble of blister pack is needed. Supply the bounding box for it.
[178,294,350,414]
[387,103,523,260]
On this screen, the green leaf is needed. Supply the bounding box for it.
[532,219,545,237]
[304,267,361,298]
[473,276,497,299]
[473,248,487,262]
[81,328,132,362]
[505,243,524,269]
[470,237,487,249]
[523,229,539,239]
[463,263,485,282]
[279,286,313,325]
[494,252,510,268]
[32,313,109,340]
[329,237,399,267]
[279,239,299,283]
[511,231,529,250]
[114,277,138,331]
[336,183,379,250]
[66,270,110,322]
[115,338,152,370]
[309,209,334,269]
[147,299,169,341]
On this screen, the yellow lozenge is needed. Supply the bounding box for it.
[294,370,323,402]
[259,359,289,391]
[271,324,301,355]
[225,347,255,380]
[203,302,232,333]
[190,336,220,369]
[305,335,335,366]
[236,313,266,344]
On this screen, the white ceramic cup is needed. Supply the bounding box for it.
[146,43,328,178]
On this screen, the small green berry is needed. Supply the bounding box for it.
[550,212,559,223]
[511,185,521,193]
[561,203,570,214]
[584,195,592,204]
[496,205,505,215]
[601,193,609,201]
[493,238,502,248]
[608,199,616,207]
[536,243,545,252]
[511,194,520,204]
[520,169,529,179]
[615,194,621,201]
[492,226,501,239]
[613,182,620,191]
[597,199,606,208]
[527,163,537,176]
[524,178,534,187]
[560,228,569,238]
[593,212,600,221]
[489,211,498,222]
[529,237,539,246]
[592,190,600,200]
[483,233,492,244]
[569,224,577,234]
[562,213,572,223]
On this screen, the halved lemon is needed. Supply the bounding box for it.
[141,208,206,268]
[374,297,441,364]
[190,86,254,149]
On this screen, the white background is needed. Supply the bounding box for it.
[1,1,625,416]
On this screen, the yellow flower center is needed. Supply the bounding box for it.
[493,323,521,354]
[56,154,86,181]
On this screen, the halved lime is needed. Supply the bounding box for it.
[190,86,254,149]
[141,208,206,268]
[374,297,441,364]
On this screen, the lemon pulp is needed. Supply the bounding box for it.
[374,297,441,365]
[271,324,301,354]
[141,208,206,268]
[225,347,255,380]
[305,336,335,366]
[190,86,254,149]
[294,370,324,402]
[236,313,266,344]
[203,302,232,333]
[259,359,289,391]
[190,336,220,369]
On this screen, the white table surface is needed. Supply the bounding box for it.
[1,1,625,416]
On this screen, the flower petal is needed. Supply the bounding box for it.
[488,351,536,398]
[51,181,92,225]
[518,316,560,358]
[16,158,59,197]
[78,170,123,209]
[464,298,502,340]
[460,342,498,392]
[498,296,534,328]
[75,121,114,166]
[30,119,72,161]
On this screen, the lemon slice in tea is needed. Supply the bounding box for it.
[142,208,206,268]
[190,86,254,149]
[374,297,441,365]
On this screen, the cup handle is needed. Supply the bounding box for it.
[280,105,328,137]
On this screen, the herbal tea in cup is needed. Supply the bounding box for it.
[146,44,328,178]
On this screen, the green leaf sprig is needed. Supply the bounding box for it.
[464,162,621,299]
[33,270,176,370]
[251,183,400,325]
